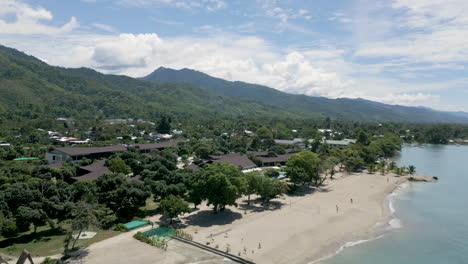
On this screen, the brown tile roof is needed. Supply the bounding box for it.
[132,140,181,151]
[72,160,112,181]
[209,153,257,170]
[259,154,294,164]
[247,151,269,157]
[55,145,126,156]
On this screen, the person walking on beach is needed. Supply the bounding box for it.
[350,198,353,204]
[336,204,339,213]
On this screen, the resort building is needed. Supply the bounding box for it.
[46,145,127,164]
[206,153,257,170]
[46,141,182,164]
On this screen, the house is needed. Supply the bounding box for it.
[206,153,257,170]
[274,139,303,146]
[46,145,127,163]
[46,141,182,164]
[72,160,112,181]
[324,139,356,149]
[131,140,181,153]
[258,154,294,167]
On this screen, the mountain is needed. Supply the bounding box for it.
[143,67,468,123]
[0,45,308,122]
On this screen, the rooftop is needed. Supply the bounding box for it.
[209,153,257,170]
[55,145,127,156]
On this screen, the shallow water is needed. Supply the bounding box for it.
[321,145,468,264]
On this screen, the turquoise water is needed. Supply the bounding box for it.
[322,145,468,264]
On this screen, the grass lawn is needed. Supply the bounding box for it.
[0,224,120,258]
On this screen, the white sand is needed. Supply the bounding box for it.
[182,172,412,264]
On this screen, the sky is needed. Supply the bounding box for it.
[1,0,467,112]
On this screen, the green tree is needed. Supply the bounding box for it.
[256,127,273,140]
[196,163,242,213]
[244,172,263,204]
[68,202,98,252]
[257,177,288,204]
[159,195,191,224]
[408,165,416,175]
[356,130,370,146]
[106,158,131,175]
[16,206,48,233]
[285,151,322,185]
[157,116,172,134]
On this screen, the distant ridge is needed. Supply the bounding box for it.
[142,67,468,123]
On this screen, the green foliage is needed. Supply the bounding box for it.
[285,151,322,185]
[192,163,243,213]
[256,177,288,204]
[133,232,168,251]
[158,195,191,223]
[113,223,129,232]
[106,158,131,174]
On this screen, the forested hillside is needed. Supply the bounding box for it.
[143,67,468,124]
[0,45,308,123]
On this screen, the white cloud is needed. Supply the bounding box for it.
[354,0,468,64]
[92,23,117,33]
[0,0,78,35]
[116,0,226,11]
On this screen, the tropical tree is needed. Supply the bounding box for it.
[159,195,191,224]
[408,165,416,175]
[285,151,322,185]
[256,177,288,204]
[244,172,263,205]
[68,202,98,252]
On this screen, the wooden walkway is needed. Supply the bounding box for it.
[172,235,256,264]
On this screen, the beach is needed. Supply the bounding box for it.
[43,171,435,264]
[181,172,414,264]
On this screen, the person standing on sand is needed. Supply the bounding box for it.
[350,198,353,204]
[336,204,339,213]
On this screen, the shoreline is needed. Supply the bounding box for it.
[307,177,412,264]
[180,173,436,264]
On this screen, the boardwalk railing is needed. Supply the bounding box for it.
[172,235,256,264]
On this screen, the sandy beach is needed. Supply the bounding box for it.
[181,172,412,264]
[14,172,433,264]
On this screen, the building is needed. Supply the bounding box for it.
[206,153,257,170]
[46,145,127,163]
[324,139,356,149]
[274,139,304,147]
[46,141,182,164]
[258,154,294,167]
[71,160,142,183]
[131,141,182,153]
[72,160,112,181]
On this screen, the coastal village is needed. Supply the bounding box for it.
[0,116,439,264]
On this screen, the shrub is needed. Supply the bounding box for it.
[113,223,129,232]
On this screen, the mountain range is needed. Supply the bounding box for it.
[1,44,467,124]
[143,67,468,123]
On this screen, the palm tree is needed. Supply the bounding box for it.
[408,165,416,175]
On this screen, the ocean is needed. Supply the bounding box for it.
[321,144,468,264]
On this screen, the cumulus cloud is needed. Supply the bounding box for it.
[0,0,78,35]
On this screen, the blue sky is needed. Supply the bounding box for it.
[1,0,467,112]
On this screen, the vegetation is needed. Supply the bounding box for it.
[0,44,465,259]
[158,195,191,224]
